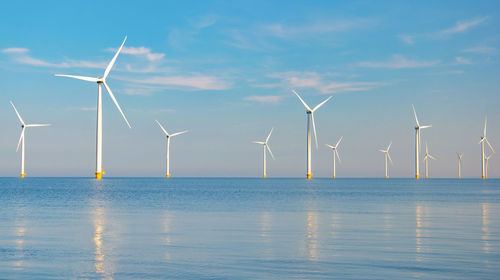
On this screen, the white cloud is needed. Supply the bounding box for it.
[128,75,231,90]
[107,46,165,62]
[455,56,472,65]
[244,95,285,104]
[440,17,488,35]
[1,48,29,54]
[357,55,439,69]
[398,34,415,45]
[67,106,96,111]
[462,46,495,54]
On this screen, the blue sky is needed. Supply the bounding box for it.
[0,0,499,177]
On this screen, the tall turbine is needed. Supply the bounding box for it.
[155,120,188,178]
[479,117,495,179]
[55,37,131,179]
[325,136,342,178]
[423,142,436,179]
[485,154,492,179]
[252,128,275,178]
[412,105,431,179]
[293,90,332,179]
[457,153,463,179]
[10,101,51,178]
[378,141,393,179]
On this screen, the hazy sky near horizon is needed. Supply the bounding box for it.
[0,0,499,178]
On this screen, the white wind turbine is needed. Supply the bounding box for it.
[457,153,463,179]
[412,105,431,179]
[378,141,393,179]
[292,90,332,179]
[479,117,495,179]
[55,37,131,179]
[10,101,51,178]
[423,142,436,179]
[485,154,493,179]
[252,128,275,178]
[155,120,188,178]
[325,136,342,178]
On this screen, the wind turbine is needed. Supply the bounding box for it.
[55,37,131,179]
[423,142,436,179]
[479,117,495,179]
[10,101,51,178]
[155,120,188,178]
[252,128,275,178]
[457,153,463,179]
[378,141,393,179]
[412,105,431,179]
[325,136,342,178]
[485,154,493,179]
[292,90,332,179]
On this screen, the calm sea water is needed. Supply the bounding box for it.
[0,178,499,279]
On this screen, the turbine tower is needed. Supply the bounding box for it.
[412,105,431,179]
[155,120,188,178]
[378,141,393,179]
[293,90,332,179]
[55,37,131,179]
[423,142,436,179]
[325,136,342,178]
[252,128,275,178]
[479,117,495,179]
[457,153,463,179]
[10,101,50,178]
[485,154,492,179]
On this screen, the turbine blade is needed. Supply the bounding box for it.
[292,90,311,111]
[10,101,25,125]
[103,36,127,80]
[55,74,98,82]
[25,124,51,127]
[155,120,169,136]
[378,149,386,153]
[325,144,335,149]
[335,149,341,163]
[420,125,432,129]
[312,96,333,112]
[103,81,131,128]
[16,127,25,152]
[429,155,437,160]
[170,130,188,137]
[485,138,495,153]
[387,152,393,165]
[311,112,318,149]
[478,138,485,144]
[266,145,275,160]
[425,142,429,154]
[265,127,274,143]
[387,141,392,151]
[253,141,265,145]
[412,104,420,127]
[335,136,343,148]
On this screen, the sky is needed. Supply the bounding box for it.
[0,0,499,178]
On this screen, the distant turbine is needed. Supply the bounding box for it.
[293,90,332,179]
[155,120,188,178]
[485,154,493,179]
[378,141,393,179]
[55,37,131,179]
[457,153,463,179]
[10,101,50,178]
[478,117,495,179]
[412,105,431,179]
[252,128,275,178]
[325,136,342,178]
[423,142,436,179]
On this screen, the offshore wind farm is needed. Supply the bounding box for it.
[0,1,499,279]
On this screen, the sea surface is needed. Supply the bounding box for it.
[0,178,499,279]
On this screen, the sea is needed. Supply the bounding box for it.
[0,178,498,279]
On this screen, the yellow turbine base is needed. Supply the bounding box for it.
[426,176,428,179]
[482,175,485,179]
[307,173,312,179]
[166,174,171,178]
[333,175,336,179]
[263,174,267,178]
[415,174,419,179]
[385,176,389,179]
[95,172,102,179]
[458,176,462,179]
[20,173,26,178]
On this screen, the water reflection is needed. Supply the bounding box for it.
[305,212,318,261]
[13,219,26,269]
[415,203,424,261]
[330,213,340,257]
[260,212,272,238]
[481,203,491,253]
[163,211,172,260]
[383,206,392,237]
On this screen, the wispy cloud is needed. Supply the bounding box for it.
[2,47,106,69]
[244,95,285,104]
[398,34,415,45]
[266,71,381,94]
[107,46,165,62]
[124,75,231,90]
[455,56,472,65]
[1,48,29,54]
[357,55,440,69]
[462,46,495,54]
[440,17,488,35]
[67,106,96,111]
